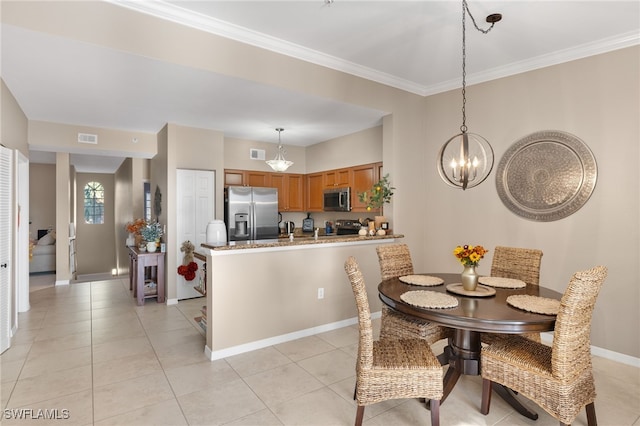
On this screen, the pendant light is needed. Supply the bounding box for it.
[266,128,293,172]
[437,1,501,190]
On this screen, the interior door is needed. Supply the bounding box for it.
[0,146,13,353]
[176,169,215,300]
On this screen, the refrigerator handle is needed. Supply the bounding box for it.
[250,201,256,240]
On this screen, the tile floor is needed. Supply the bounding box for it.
[2,277,639,425]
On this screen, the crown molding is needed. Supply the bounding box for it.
[107,1,640,97]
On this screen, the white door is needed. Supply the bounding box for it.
[176,169,215,300]
[16,151,30,314]
[0,146,14,353]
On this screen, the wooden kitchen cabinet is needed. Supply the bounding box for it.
[270,173,304,212]
[306,173,324,212]
[224,169,245,186]
[351,162,379,212]
[224,169,271,187]
[324,168,351,188]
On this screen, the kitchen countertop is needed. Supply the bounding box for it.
[201,233,404,251]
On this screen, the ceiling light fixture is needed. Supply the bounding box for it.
[266,128,293,172]
[437,1,501,190]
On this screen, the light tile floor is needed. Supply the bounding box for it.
[2,277,639,425]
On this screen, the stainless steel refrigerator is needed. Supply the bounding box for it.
[224,186,279,242]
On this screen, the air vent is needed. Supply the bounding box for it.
[250,148,265,160]
[77,133,98,144]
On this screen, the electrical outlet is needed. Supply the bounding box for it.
[317,288,324,299]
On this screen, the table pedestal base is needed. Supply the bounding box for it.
[434,329,538,420]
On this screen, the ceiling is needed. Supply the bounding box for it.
[2,1,639,172]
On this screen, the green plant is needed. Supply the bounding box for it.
[358,174,395,211]
[140,221,163,242]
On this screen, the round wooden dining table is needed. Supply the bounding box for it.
[378,273,562,420]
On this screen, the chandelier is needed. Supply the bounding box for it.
[266,128,293,172]
[437,0,501,190]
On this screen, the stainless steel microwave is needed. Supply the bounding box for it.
[323,187,351,212]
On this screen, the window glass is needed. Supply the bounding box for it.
[144,182,151,221]
[84,181,105,224]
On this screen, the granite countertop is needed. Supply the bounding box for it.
[201,233,404,251]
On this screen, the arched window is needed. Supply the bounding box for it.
[84,181,104,224]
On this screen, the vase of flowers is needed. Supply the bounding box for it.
[453,244,488,291]
[125,218,146,246]
[358,174,395,230]
[140,221,163,253]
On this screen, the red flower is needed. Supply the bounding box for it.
[177,262,198,280]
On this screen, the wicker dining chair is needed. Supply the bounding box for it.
[480,265,607,426]
[484,245,544,344]
[376,244,451,344]
[344,256,443,426]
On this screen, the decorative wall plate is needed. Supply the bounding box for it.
[496,130,597,222]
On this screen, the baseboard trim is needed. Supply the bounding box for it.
[205,310,381,361]
[166,298,179,305]
[203,313,638,367]
[54,280,70,286]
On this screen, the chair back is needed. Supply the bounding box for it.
[552,265,607,380]
[344,256,373,369]
[376,244,414,280]
[491,246,543,285]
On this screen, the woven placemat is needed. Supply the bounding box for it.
[399,275,444,286]
[478,276,526,289]
[507,294,560,315]
[400,290,458,309]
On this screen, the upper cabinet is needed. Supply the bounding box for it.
[351,163,379,212]
[224,170,271,187]
[226,162,381,213]
[324,168,350,188]
[271,173,304,212]
[304,162,382,213]
[305,173,324,212]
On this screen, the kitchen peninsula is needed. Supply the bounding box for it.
[201,233,403,360]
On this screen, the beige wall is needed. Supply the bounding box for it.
[1,80,28,155]
[75,172,116,275]
[417,47,639,358]
[28,164,56,240]
[28,120,157,158]
[305,125,383,173]
[224,137,306,174]
[165,124,225,301]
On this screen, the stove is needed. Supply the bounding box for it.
[335,219,362,235]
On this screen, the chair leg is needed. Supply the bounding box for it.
[355,405,365,426]
[480,378,492,415]
[429,400,440,426]
[353,384,357,400]
[586,402,597,426]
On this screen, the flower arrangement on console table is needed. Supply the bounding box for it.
[140,221,164,253]
[358,174,395,233]
[453,244,488,291]
[125,218,147,246]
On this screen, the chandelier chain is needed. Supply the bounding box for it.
[460,0,498,134]
[461,0,467,133]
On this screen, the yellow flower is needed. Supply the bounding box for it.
[469,253,481,262]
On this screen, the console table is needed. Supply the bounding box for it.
[128,247,165,306]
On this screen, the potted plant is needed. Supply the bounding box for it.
[358,174,395,230]
[140,221,163,252]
